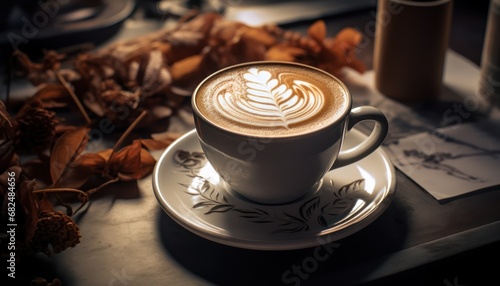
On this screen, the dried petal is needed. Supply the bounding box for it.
[335,27,363,48]
[32,83,70,108]
[0,100,12,128]
[308,20,327,43]
[78,152,109,171]
[265,44,307,62]
[127,49,172,96]
[171,54,209,86]
[240,27,276,47]
[108,140,156,181]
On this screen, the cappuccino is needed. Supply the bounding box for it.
[194,62,348,137]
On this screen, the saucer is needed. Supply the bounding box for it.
[153,129,396,250]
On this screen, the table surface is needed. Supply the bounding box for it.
[6,1,500,285]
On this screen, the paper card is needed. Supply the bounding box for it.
[385,120,500,201]
[340,51,500,201]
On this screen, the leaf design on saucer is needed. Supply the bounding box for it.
[176,150,234,215]
[335,179,365,198]
[174,150,368,233]
[214,68,324,128]
[318,179,365,227]
[276,214,310,233]
[183,177,234,215]
[236,208,274,223]
[299,196,321,220]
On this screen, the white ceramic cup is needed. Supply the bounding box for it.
[192,61,389,204]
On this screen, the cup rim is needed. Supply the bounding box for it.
[191,61,352,139]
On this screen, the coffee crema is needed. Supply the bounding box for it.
[194,63,348,137]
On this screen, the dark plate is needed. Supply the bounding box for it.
[0,0,135,61]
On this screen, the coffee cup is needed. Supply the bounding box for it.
[192,61,389,204]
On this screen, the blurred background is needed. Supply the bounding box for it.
[0,0,492,65]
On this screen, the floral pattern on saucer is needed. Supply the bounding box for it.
[174,150,369,234]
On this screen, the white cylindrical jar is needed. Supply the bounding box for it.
[478,0,500,109]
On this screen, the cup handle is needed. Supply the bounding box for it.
[331,106,389,169]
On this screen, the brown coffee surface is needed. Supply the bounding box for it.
[194,63,348,137]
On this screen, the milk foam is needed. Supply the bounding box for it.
[195,63,348,136]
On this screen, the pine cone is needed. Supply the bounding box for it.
[14,100,58,153]
[30,211,81,256]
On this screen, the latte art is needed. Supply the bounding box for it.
[214,68,324,128]
[195,63,348,136]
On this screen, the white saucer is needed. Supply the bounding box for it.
[153,129,396,250]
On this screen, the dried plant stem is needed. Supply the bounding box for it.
[109,110,148,158]
[68,178,120,215]
[101,109,147,177]
[33,187,87,196]
[34,187,90,216]
[86,177,120,198]
[53,70,92,125]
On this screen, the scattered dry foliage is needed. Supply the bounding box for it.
[1,11,364,262]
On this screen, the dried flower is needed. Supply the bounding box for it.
[79,139,156,181]
[14,50,66,85]
[30,211,81,255]
[14,100,58,153]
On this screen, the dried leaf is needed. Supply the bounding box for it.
[127,49,172,96]
[335,27,363,48]
[209,20,247,45]
[141,132,181,150]
[75,151,113,188]
[171,54,207,83]
[78,152,109,172]
[346,58,366,73]
[50,127,90,187]
[0,101,12,127]
[108,140,156,181]
[241,27,276,47]
[80,140,156,181]
[265,44,307,62]
[32,83,70,108]
[308,20,327,43]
